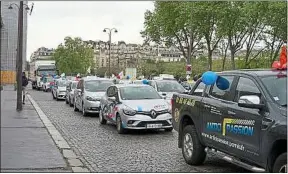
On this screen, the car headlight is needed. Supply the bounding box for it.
[122,105,136,116]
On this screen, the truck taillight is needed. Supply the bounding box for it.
[171,99,174,107]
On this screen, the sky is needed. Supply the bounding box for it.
[27,1,154,61]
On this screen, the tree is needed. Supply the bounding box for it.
[263,2,287,64]
[193,2,223,70]
[217,2,248,70]
[53,37,94,74]
[242,2,268,68]
[141,2,202,68]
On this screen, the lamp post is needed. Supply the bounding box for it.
[103,28,117,77]
[9,2,33,111]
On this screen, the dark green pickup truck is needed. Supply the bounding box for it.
[171,69,287,172]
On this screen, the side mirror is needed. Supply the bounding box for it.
[66,86,70,91]
[183,90,190,94]
[108,96,116,102]
[238,95,264,109]
[184,86,191,90]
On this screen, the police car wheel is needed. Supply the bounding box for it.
[182,125,206,165]
[99,108,107,125]
[273,153,287,173]
[116,115,125,134]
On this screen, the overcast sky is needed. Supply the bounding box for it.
[27,1,154,60]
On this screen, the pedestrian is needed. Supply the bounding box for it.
[22,72,29,104]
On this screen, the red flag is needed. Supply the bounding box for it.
[279,45,287,68]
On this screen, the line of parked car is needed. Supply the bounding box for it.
[36,76,188,134]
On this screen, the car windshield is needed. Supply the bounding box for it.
[37,70,56,76]
[157,81,186,93]
[58,80,67,87]
[261,75,287,107]
[120,86,162,100]
[85,80,113,92]
[71,82,78,89]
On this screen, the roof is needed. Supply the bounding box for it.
[115,84,149,88]
[82,76,111,81]
[219,69,287,77]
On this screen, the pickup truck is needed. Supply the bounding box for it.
[171,69,287,173]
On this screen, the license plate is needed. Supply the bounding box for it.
[146,124,162,128]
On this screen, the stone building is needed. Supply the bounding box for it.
[90,40,184,69]
[0,1,28,84]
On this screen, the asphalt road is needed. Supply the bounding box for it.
[28,89,248,173]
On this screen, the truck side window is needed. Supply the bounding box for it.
[192,82,205,96]
[234,77,261,102]
[210,76,235,101]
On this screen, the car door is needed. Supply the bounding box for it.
[201,75,237,151]
[75,80,83,109]
[224,76,265,162]
[66,82,71,98]
[54,80,59,96]
[105,86,118,123]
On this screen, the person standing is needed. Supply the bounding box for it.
[22,72,28,104]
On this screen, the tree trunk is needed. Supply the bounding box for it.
[222,56,226,71]
[231,51,236,70]
[244,52,249,68]
[208,50,213,71]
[228,37,236,70]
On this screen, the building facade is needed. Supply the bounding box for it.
[30,47,55,62]
[0,1,28,84]
[90,40,184,69]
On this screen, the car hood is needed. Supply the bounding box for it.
[122,99,169,112]
[85,91,106,98]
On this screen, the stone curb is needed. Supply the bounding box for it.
[27,94,90,173]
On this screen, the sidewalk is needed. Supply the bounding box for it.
[0,85,71,172]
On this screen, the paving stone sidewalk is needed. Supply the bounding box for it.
[0,85,71,172]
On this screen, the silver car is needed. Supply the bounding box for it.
[42,76,54,92]
[149,80,186,100]
[73,77,114,116]
[65,80,79,107]
[99,84,173,134]
[52,79,68,100]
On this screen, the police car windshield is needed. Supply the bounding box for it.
[120,86,162,100]
[261,75,287,107]
[85,80,113,92]
[157,81,186,93]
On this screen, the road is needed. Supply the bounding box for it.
[28,89,248,173]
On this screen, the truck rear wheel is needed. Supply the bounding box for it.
[182,125,206,165]
[273,153,287,173]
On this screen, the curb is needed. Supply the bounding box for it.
[27,94,90,173]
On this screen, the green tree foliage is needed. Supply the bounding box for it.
[53,37,94,74]
[142,1,287,71]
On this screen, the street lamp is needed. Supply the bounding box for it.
[103,28,117,77]
[9,2,34,111]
